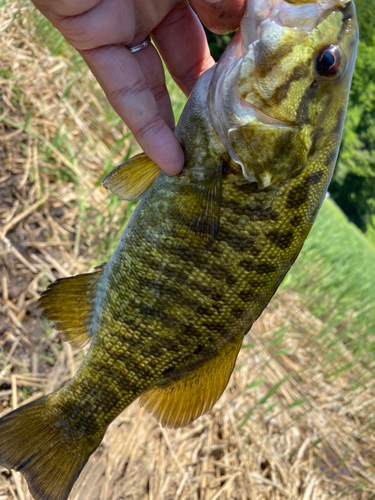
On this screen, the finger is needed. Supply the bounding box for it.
[152,1,214,96]
[132,42,176,131]
[47,0,136,51]
[81,44,184,175]
[189,0,245,35]
[32,0,100,18]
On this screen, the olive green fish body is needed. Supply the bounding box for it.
[0,2,358,499]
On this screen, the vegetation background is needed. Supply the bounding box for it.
[0,1,375,499]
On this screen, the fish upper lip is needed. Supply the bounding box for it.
[240,98,296,128]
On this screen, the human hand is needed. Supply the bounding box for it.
[31,0,245,174]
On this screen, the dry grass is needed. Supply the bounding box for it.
[1,2,375,499]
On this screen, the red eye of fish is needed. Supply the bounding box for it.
[316,45,344,79]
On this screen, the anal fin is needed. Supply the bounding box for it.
[139,336,242,429]
[38,265,105,348]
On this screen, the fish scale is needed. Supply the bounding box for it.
[0,1,358,499]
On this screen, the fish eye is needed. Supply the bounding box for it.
[316,45,345,79]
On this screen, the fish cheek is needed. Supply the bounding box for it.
[228,123,309,189]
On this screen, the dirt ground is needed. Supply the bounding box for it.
[1,2,375,500]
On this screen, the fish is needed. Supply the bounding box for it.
[0,1,358,499]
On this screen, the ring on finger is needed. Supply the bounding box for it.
[124,36,152,54]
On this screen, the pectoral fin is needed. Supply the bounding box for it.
[102,153,161,201]
[139,336,242,429]
[168,164,222,249]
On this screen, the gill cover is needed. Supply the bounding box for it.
[207,0,358,189]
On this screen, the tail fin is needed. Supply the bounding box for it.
[0,395,100,500]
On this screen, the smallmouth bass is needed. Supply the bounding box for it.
[0,1,358,500]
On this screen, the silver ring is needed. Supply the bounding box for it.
[126,36,151,54]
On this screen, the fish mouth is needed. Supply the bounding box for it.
[242,0,353,46]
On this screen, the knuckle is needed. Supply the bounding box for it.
[173,59,205,92]
[55,16,135,51]
[55,16,97,49]
[108,78,149,105]
[150,83,168,104]
[159,1,191,29]
[134,114,165,139]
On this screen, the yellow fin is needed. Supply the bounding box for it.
[139,336,242,429]
[102,153,161,201]
[0,395,101,500]
[168,164,222,249]
[38,265,105,348]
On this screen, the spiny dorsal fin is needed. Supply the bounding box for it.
[139,335,242,429]
[168,164,222,249]
[38,264,105,348]
[102,153,161,201]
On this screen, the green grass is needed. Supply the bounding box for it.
[9,0,375,394]
[29,4,187,123]
[28,2,186,261]
[31,1,375,374]
[2,4,374,493]
[5,1,187,265]
[282,198,375,372]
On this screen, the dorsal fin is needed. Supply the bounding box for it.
[38,264,105,348]
[102,153,161,201]
[139,336,242,429]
